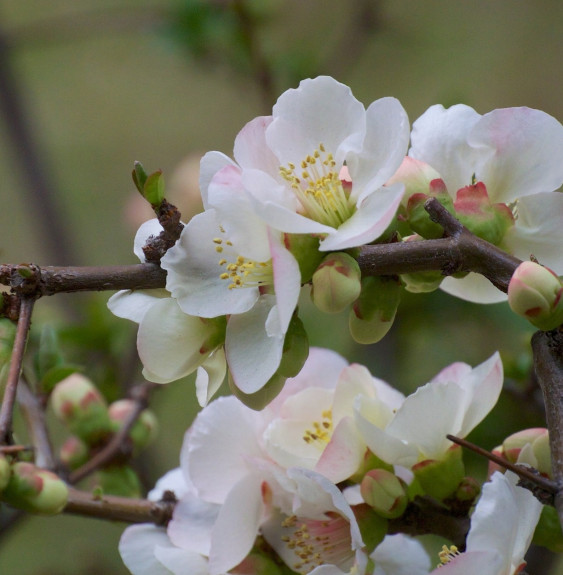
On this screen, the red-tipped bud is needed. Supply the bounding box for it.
[311,252,362,313]
[50,374,113,445]
[59,436,89,470]
[508,262,563,330]
[108,400,158,451]
[360,469,408,519]
[2,462,68,514]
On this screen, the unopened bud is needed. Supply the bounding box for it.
[400,235,444,293]
[454,476,480,503]
[360,469,408,519]
[406,179,455,239]
[0,454,10,491]
[96,465,142,498]
[454,182,514,245]
[508,262,563,331]
[311,252,362,313]
[502,427,552,477]
[50,374,113,445]
[387,157,441,207]
[349,276,401,344]
[59,436,89,470]
[2,462,68,514]
[412,444,465,501]
[108,400,158,450]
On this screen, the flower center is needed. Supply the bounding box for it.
[438,545,460,566]
[302,410,333,446]
[280,512,354,574]
[213,231,273,290]
[279,144,354,228]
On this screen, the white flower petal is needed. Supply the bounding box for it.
[209,473,265,575]
[119,524,174,575]
[233,115,279,174]
[226,295,285,394]
[148,468,189,502]
[154,545,209,575]
[195,348,227,407]
[318,183,404,251]
[370,534,431,575]
[505,191,563,274]
[107,289,169,323]
[440,273,507,304]
[137,298,212,383]
[134,219,164,262]
[162,210,259,317]
[409,104,484,195]
[199,151,236,209]
[470,107,563,202]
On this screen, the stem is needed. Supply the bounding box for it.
[64,487,175,526]
[532,329,563,526]
[0,297,35,444]
[69,382,157,484]
[17,378,56,470]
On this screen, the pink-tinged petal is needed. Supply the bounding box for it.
[385,382,467,461]
[504,192,563,274]
[466,472,542,573]
[440,272,508,304]
[348,97,410,204]
[137,298,212,384]
[409,104,484,195]
[162,210,259,317]
[107,289,169,324]
[315,417,365,483]
[242,167,300,212]
[133,219,164,262]
[355,399,418,467]
[233,115,279,174]
[168,492,220,555]
[119,524,173,575]
[319,183,404,251]
[370,534,431,575]
[148,468,189,502]
[458,352,503,437]
[267,76,366,168]
[185,396,263,502]
[153,546,209,575]
[387,156,442,207]
[268,348,348,411]
[199,151,236,209]
[226,295,285,394]
[269,229,301,334]
[430,550,503,575]
[431,362,472,385]
[195,348,227,407]
[209,473,265,575]
[469,108,563,203]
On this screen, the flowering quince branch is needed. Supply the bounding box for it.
[532,329,563,524]
[0,296,35,444]
[68,381,158,484]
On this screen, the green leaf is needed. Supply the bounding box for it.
[132,161,148,194]
[40,364,83,394]
[143,170,165,207]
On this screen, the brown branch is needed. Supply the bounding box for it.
[69,382,158,484]
[447,435,558,500]
[388,495,470,549]
[16,378,56,471]
[532,330,563,526]
[64,487,175,526]
[0,297,35,444]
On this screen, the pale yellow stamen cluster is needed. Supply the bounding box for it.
[438,545,461,566]
[281,515,329,573]
[303,410,333,445]
[213,235,273,290]
[279,144,354,228]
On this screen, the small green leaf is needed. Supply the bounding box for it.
[40,364,83,394]
[143,170,165,207]
[132,161,148,194]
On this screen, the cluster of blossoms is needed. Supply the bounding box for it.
[108,77,563,574]
[119,349,544,574]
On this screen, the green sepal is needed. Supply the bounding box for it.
[277,313,309,378]
[532,505,563,553]
[354,504,388,554]
[412,445,465,501]
[282,233,323,283]
[228,371,286,411]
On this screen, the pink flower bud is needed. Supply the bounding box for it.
[108,399,158,451]
[508,262,563,330]
[311,252,361,313]
[59,436,89,470]
[2,462,68,514]
[360,469,408,519]
[50,374,113,445]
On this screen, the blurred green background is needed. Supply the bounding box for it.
[0,0,561,573]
